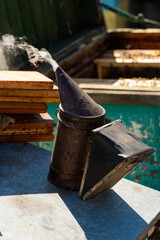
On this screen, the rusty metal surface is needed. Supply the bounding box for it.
[0,143,160,240]
[48,107,105,190]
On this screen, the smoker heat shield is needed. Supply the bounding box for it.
[79,120,155,200]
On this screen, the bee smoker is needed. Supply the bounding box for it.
[48,66,154,198]
[48,67,106,190]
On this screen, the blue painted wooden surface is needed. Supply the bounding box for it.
[33,103,160,191]
[1,143,160,240]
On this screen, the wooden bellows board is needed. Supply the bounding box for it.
[0,71,59,142]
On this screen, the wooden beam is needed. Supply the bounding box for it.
[108,28,160,49]
[94,58,160,67]
[0,102,48,114]
[0,86,59,98]
[0,71,54,90]
[103,49,160,59]
[0,127,54,136]
[74,78,160,106]
[5,113,56,129]
[85,89,160,106]
[0,134,54,142]
[0,96,60,103]
[94,58,160,79]
[74,78,160,92]
[0,113,56,142]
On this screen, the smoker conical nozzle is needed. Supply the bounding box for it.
[55,67,105,118]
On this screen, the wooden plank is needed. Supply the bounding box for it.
[0,113,56,140]
[59,32,110,78]
[0,102,48,114]
[108,28,160,49]
[94,58,160,66]
[0,87,59,98]
[0,134,54,142]
[75,78,160,92]
[74,78,117,84]
[103,49,160,59]
[94,58,160,79]
[0,71,54,89]
[0,127,54,136]
[5,113,56,129]
[0,96,60,103]
[85,89,160,106]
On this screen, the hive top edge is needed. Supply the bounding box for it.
[55,67,106,118]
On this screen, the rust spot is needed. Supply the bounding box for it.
[147,156,156,165]
[135,175,141,181]
[142,165,147,172]
[144,170,160,178]
[133,186,142,192]
[9,196,54,213]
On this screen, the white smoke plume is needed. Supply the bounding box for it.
[0,34,59,72]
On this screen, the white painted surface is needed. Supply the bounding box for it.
[0,193,86,240]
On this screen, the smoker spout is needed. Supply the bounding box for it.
[54,67,105,117]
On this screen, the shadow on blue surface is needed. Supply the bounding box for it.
[0,143,148,240]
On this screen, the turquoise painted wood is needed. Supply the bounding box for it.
[101,0,122,8]
[101,104,160,191]
[33,103,160,191]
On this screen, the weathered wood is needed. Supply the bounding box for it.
[0,127,53,136]
[75,78,160,92]
[0,102,48,114]
[0,71,54,90]
[0,96,60,103]
[59,32,110,78]
[0,86,59,98]
[74,78,160,105]
[74,78,117,84]
[94,58,160,79]
[103,49,160,59]
[84,89,160,106]
[5,113,56,129]
[0,113,56,141]
[108,28,160,49]
[0,134,54,142]
[95,58,160,66]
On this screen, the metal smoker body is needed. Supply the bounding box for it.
[48,67,106,190]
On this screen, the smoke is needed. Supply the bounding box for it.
[0,34,59,72]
